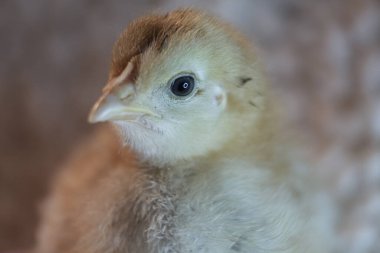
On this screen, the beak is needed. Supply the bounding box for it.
[88,92,159,123]
[89,60,159,123]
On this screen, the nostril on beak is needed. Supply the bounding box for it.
[116,84,135,101]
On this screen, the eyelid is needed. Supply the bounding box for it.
[168,72,197,84]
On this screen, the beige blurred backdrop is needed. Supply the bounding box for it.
[1,0,379,252]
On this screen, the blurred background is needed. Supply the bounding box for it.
[0,0,379,252]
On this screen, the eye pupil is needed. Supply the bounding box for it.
[170,76,195,97]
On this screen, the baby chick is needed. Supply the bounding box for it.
[36,9,333,253]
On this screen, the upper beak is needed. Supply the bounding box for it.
[88,91,159,123]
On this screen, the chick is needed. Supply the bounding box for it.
[36,9,333,253]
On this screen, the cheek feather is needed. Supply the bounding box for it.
[139,117,164,135]
[115,118,164,137]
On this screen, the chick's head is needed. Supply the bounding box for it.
[89,9,266,166]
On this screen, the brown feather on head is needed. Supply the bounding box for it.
[109,9,205,82]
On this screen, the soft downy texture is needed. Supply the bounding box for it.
[36,9,336,253]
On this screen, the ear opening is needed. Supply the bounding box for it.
[213,86,227,109]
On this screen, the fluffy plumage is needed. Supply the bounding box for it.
[36,9,334,253]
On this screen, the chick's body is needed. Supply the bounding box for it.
[36,9,333,253]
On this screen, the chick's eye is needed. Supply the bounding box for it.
[170,76,195,97]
